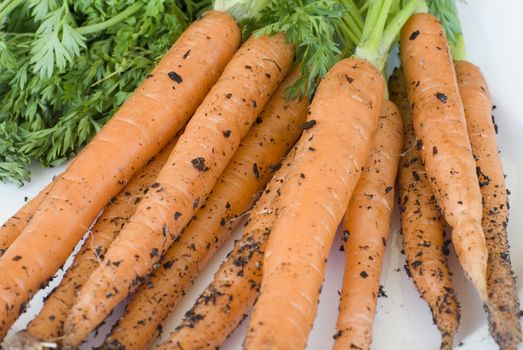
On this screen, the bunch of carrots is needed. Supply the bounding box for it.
[0,0,519,349]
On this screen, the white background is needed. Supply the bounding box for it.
[0,0,522,349]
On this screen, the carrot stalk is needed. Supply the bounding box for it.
[400,12,488,301]
[455,61,522,350]
[63,33,294,347]
[102,68,308,350]
[390,68,460,350]
[333,100,403,350]
[25,136,180,342]
[157,147,297,350]
[0,183,53,257]
[0,11,241,339]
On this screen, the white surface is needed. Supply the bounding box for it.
[1,1,522,349]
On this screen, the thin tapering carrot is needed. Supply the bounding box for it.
[63,33,294,346]
[333,100,403,350]
[390,67,460,350]
[102,69,307,350]
[244,57,384,350]
[400,13,488,300]
[0,183,53,257]
[455,60,522,350]
[0,11,240,339]
[157,147,297,350]
[25,135,180,342]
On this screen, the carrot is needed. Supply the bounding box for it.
[0,183,53,257]
[0,11,241,339]
[389,67,460,350]
[25,135,180,342]
[400,12,488,301]
[63,33,294,347]
[102,68,308,350]
[455,60,522,349]
[157,147,297,350]
[243,57,384,349]
[333,100,403,350]
[243,1,420,346]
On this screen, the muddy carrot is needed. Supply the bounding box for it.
[0,183,53,257]
[0,11,240,339]
[456,60,522,350]
[400,12,488,301]
[243,57,384,349]
[390,67,460,350]
[243,1,419,347]
[102,69,307,350]
[333,100,403,350]
[63,33,293,346]
[156,147,297,350]
[25,136,180,342]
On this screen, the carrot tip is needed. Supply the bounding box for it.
[440,332,454,350]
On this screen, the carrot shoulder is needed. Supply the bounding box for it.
[102,68,308,350]
[63,33,294,347]
[0,183,53,257]
[157,147,298,350]
[455,60,522,350]
[25,136,180,342]
[333,100,403,350]
[400,13,488,300]
[390,68,460,350]
[244,57,384,349]
[0,10,240,339]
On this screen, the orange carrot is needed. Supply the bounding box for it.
[102,69,307,350]
[0,11,240,339]
[455,60,522,349]
[390,67,460,350]
[400,13,488,300]
[63,33,294,347]
[0,183,53,257]
[333,100,403,350]
[243,57,384,349]
[25,135,180,342]
[157,147,297,350]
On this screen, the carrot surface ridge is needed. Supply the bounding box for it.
[390,68,460,349]
[455,60,522,350]
[400,13,488,301]
[63,33,293,346]
[0,10,240,339]
[25,136,180,342]
[243,57,384,350]
[103,68,307,350]
[157,147,298,350]
[333,100,403,350]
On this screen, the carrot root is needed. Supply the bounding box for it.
[333,100,403,350]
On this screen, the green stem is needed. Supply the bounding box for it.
[0,0,24,22]
[76,2,143,35]
[339,0,364,32]
[355,0,393,69]
[355,0,419,71]
[451,33,466,60]
[359,0,384,44]
[416,0,428,13]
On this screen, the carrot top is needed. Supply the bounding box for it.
[354,0,422,73]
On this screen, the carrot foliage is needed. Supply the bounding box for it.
[0,0,210,185]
